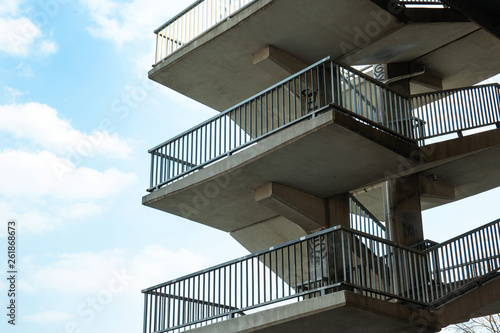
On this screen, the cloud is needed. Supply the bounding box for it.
[40,39,58,55]
[0,201,103,233]
[0,0,59,57]
[0,102,132,159]
[25,246,211,295]
[0,0,21,16]
[1,85,26,103]
[23,311,73,324]
[0,16,41,56]
[15,62,34,77]
[0,101,136,233]
[80,0,194,47]
[0,149,136,200]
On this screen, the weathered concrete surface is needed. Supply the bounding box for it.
[149,0,500,110]
[184,291,441,333]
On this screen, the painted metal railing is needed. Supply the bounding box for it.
[412,84,500,143]
[350,195,386,239]
[154,0,256,64]
[142,226,426,333]
[425,219,500,306]
[148,57,414,191]
[142,218,500,333]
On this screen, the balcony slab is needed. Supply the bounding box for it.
[183,290,441,333]
[143,108,416,233]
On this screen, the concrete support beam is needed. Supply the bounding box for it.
[255,182,327,232]
[253,45,309,75]
[441,0,500,39]
[419,174,455,201]
[383,174,424,246]
[385,62,443,94]
[411,69,443,91]
[328,193,350,228]
[230,216,307,253]
[255,183,354,234]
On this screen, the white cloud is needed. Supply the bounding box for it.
[24,311,73,324]
[0,150,136,200]
[0,201,103,233]
[25,246,210,295]
[1,86,26,103]
[0,0,21,16]
[0,0,59,57]
[40,39,58,55]
[15,62,34,77]
[0,102,132,159]
[0,16,41,56]
[80,0,194,47]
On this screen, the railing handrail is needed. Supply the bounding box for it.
[148,63,500,190]
[411,83,500,99]
[154,0,207,34]
[424,218,500,251]
[142,224,422,293]
[148,55,411,154]
[350,195,386,232]
[148,55,420,190]
[148,56,331,153]
[143,218,500,293]
[142,218,500,333]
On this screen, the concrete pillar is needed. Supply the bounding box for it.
[328,193,350,228]
[384,63,412,95]
[383,174,424,246]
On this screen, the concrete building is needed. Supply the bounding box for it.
[141,0,500,332]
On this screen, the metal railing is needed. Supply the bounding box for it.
[142,219,500,333]
[425,219,500,306]
[350,195,386,239]
[142,226,426,333]
[412,84,500,143]
[154,0,257,64]
[148,57,414,191]
[148,79,500,191]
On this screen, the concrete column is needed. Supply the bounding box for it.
[383,174,424,246]
[328,193,350,286]
[328,193,350,228]
[384,63,412,95]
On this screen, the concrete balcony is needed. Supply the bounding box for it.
[141,220,500,333]
[149,0,500,111]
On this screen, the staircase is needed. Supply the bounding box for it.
[142,218,500,333]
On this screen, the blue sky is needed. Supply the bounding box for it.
[0,0,498,332]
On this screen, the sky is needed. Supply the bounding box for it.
[0,0,498,332]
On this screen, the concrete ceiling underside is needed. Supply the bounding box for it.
[149,0,500,111]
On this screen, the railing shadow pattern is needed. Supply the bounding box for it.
[142,219,500,333]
